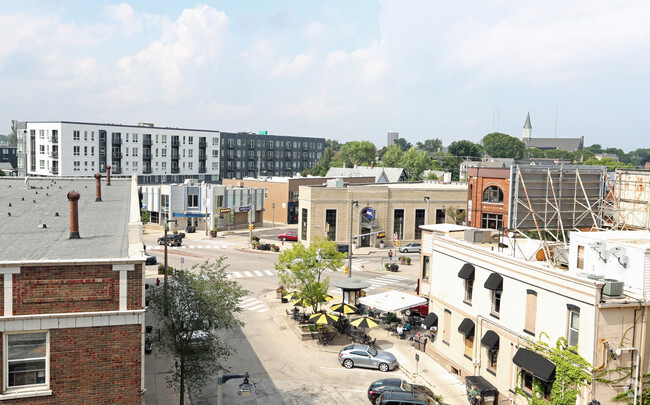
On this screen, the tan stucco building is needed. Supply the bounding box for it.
[298,181,467,247]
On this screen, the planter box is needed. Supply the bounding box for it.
[296,325,316,341]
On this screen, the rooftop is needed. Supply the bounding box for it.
[0,177,135,264]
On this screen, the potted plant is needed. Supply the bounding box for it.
[387,263,399,272]
[210,226,218,237]
[406,257,412,265]
[378,239,385,249]
[399,256,407,265]
[276,286,285,299]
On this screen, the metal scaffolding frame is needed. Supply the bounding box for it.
[611,169,650,230]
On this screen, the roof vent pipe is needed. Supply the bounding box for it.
[67,191,81,239]
[95,173,102,202]
[106,165,111,186]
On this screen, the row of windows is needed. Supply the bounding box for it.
[225,138,323,150]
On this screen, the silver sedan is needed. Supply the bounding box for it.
[338,344,398,372]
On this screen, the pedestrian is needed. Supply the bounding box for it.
[156,277,160,287]
[468,384,480,405]
[388,250,393,261]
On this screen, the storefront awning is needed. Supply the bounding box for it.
[457,318,475,337]
[358,290,428,313]
[457,263,475,280]
[480,330,499,350]
[421,313,438,329]
[513,347,556,382]
[484,273,503,291]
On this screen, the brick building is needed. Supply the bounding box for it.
[466,166,510,229]
[0,175,145,403]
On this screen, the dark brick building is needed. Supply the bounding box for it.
[0,176,145,403]
[466,166,511,229]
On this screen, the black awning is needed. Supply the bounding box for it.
[457,318,475,337]
[513,347,556,382]
[480,330,499,350]
[465,376,498,396]
[458,263,475,280]
[422,313,438,329]
[484,273,503,291]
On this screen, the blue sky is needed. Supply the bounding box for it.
[1,1,648,151]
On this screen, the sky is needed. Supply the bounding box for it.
[1,1,649,152]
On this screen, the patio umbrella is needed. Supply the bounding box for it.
[282,291,300,301]
[350,316,380,329]
[317,293,334,303]
[309,312,339,325]
[291,297,313,308]
[330,302,359,315]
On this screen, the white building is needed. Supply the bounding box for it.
[418,226,650,404]
[15,121,325,182]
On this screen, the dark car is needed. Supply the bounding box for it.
[278,232,298,241]
[157,234,183,246]
[338,344,397,372]
[336,244,350,255]
[367,379,435,404]
[376,390,440,405]
[145,254,157,265]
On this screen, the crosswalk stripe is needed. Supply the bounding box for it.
[247,304,266,311]
[254,271,263,276]
[226,274,232,279]
[264,270,274,276]
[244,271,253,277]
[240,298,257,304]
[257,308,269,313]
[233,272,243,278]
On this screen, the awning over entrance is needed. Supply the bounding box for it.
[484,273,503,290]
[513,347,556,382]
[465,376,498,402]
[421,313,438,330]
[458,263,475,279]
[358,290,428,313]
[457,318,475,337]
[480,330,499,350]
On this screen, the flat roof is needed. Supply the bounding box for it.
[348,182,467,190]
[0,177,134,263]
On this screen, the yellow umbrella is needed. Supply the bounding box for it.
[350,316,380,329]
[309,312,339,325]
[330,303,359,315]
[292,297,313,308]
[282,291,300,300]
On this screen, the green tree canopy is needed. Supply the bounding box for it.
[525,148,546,158]
[401,147,432,181]
[393,138,412,152]
[147,258,249,405]
[275,238,345,312]
[544,149,574,160]
[331,140,377,168]
[448,140,482,159]
[583,157,634,171]
[482,132,526,159]
[416,138,443,154]
[381,145,403,168]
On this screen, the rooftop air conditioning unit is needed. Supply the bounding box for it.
[586,274,604,280]
[603,279,624,297]
[464,229,489,243]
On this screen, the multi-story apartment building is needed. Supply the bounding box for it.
[15,121,325,183]
[0,175,145,403]
[417,225,650,404]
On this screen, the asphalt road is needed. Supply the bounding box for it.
[143,229,422,404]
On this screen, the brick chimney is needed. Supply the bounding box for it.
[106,165,111,186]
[94,173,102,202]
[67,191,80,239]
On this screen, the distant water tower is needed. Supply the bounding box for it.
[387,131,399,147]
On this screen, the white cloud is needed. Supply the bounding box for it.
[271,51,315,78]
[105,3,142,35]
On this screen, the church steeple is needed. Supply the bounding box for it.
[523,112,532,140]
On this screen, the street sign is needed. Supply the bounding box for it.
[377,232,386,238]
[239,206,250,212]
[220,208,231,214]
[393,233,398,241]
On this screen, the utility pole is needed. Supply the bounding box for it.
[348,200,358,278]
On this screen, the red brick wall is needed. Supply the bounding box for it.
[0,325,142,404]
[12,265,119,315]
[468,175,510,228]
[127,264,143,310]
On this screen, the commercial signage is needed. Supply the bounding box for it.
[239,206,250,212]
[365,208,375,220]
[220,208,231,214]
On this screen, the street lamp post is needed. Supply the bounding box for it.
[272,203,275,229]
[163,219,177,312]
[217,371,253,405]
[348,200,358,279]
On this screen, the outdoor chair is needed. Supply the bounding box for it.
[369,337,377,348]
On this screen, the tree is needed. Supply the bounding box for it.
[448,140,482,159]
[416,138,443,154]
[141,210,150,224]
[393,138,412,152]
[482,132,525,159]
[8,120,18,146]
[443,205,466,225]
[544,149,574,160]
[401,147,431,181]
[275,238,345,312]
[381,145,403,168]
[516,334,592,405]
[147,258,249,405]
[583,157,634,171]
[525,148,546,158]
[331,141,377,168]
[585,144,603,154]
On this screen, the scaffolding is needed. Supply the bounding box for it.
[611,169,650,230]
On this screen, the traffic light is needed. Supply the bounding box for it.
[395,240,399,247]
[249,224,255,230]
[343,266,348,274]
[326,223,330,232]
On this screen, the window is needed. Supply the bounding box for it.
[520,370,552,400]
[132,161,137,169]
[212,150,219,158]
[84,131,88,141]
[73,146,80,156]
[73,161,80,171]
[39,130,45,139]
[132,133,137,142]
[464,279,474,303]
[482,186,504,203]
[481,213,503,229]
[568,306,580,347]
[132,148,138,157]
[5,332,48,389]
[325,209,337,240]
[393,209,405,240]
[187,194,199,208]
[414,209,425,239]
[301,208,308,240]
[249,140,255,148]
[435,209,446,224]
[212,162,218,170]
[39,145,45,154]
[91,131,95,141]
[487,348,498,371]
[162,135,167,143]
[491,290,501,316]
[39,160,45,169]
[524,290,538,335]
[188,150,193,158]
[442,309,451,345]
[162,148,167,158]
[464,335,474,358]
[421,256,430,281]
[577,245,585,269]
[212,137,218,146]
[91,147,95,156]
[188,137,193,145]
[73,131,80,141]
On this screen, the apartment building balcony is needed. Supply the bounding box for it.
[143,152,152,160]
[112,138,122,145]
[171,139,180,147]
[171,167,180,174]
[171,152,179,160]
[112,152,123,159]
[143,139,152,146]
[198,152,206,160]
[199,138,207,147]
[49,151,58,158]
[50,166,59,174]
[112,167,122,174]
[198,166,207,173]
[48,135,58,143]
[143,166,152,174]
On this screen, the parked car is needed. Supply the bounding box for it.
[367,379,435,404]
[145,254,157,265]
[157,234,183,246]
[398,242,421,253]
[278,232,298,241]
[338,344,397,372]
[376,390,440,405]
[336,244,350,255]
[404,303,428,317]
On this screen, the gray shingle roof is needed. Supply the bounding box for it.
[524,137,584,152]
[0,177,134,263]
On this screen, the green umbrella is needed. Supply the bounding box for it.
[309,312,339,325]
[330,303,359,315]
[350,316,380,329]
